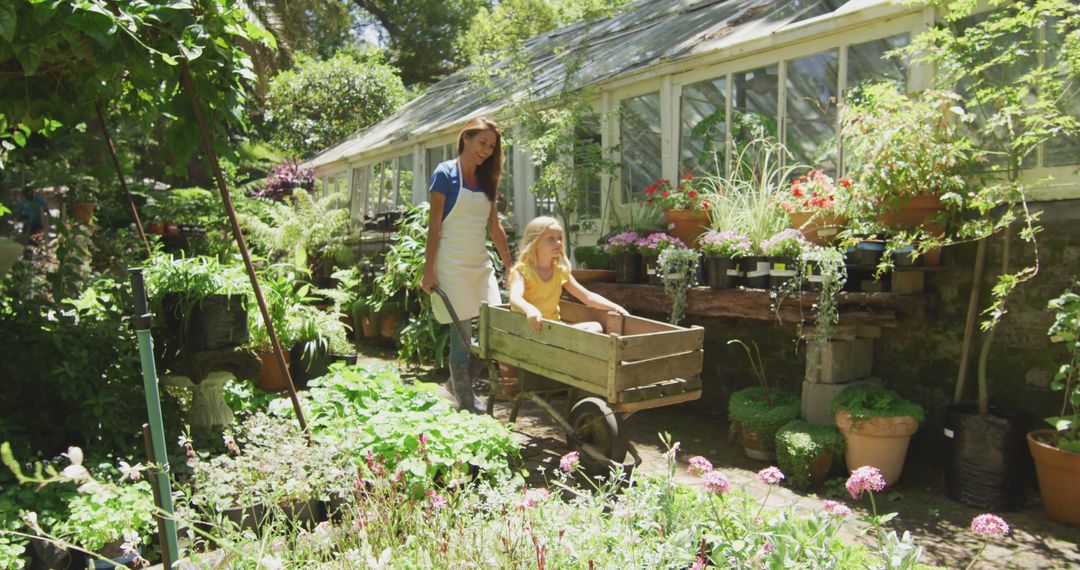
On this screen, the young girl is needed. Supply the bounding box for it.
[509,216,628,333]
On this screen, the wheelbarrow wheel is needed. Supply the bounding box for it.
[569,397,628,472]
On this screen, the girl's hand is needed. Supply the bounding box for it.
[526,306,543,332]
[613,304,630,316]
[421,268,439,293]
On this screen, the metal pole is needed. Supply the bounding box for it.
[177,63,310,439]
[143,425,172,570]
[96,103,152,255]
[128,268,180,566]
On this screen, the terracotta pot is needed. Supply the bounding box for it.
[663,209,709,248]
[1028,429,1080,525]
[379,311,399,338]
[809,452,834,487]
[257,351,292,392]
[875,194,944,230]
[69,201,96,224]
[147,222,165,235]
[163,221,181,237]
[360,313,378,338]
[572,269,616,283]
[741,430,775,461]
[788,211,846,246]
[835,410,919,486]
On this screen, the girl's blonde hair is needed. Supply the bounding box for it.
[516,216,572,274]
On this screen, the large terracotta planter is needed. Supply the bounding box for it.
[257,351,292,392]
[69,201,96,224]
[835,410,919,486]
[1028,429,1080,525]
[875,194,944,231]
[379,311,399,338]
[663,209,708,248]
[788,211,846,245]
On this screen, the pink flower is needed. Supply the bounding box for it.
[519,488,549,509]
[419,433,430,444]
[559,451,580,473]
[757,467,784,486]
[426,489,448,509]
[688,455,713,477]
[845,466,886,499]
[823,500,852,518]
[702,471,730,495]
[970,514,1010,538]
[690,558,705,570]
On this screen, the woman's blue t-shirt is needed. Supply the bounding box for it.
[428,159,488,221]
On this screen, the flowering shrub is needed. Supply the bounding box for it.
[603,231,641,255]
[642,172,710,212]
[759,228,807,258]
[252,159,316,201]
[636,232,685,257]
[698,230,752,258]
[782,169,850,215]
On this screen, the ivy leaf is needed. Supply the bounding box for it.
[0,3,16,42]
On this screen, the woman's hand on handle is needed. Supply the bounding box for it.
[421,267,439,293]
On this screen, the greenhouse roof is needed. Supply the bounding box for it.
[306,0,896,170]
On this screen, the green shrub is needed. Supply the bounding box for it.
[775,420,845,490]
[831,386,925,423]
[727,387,800,453]
[573,245,613,269]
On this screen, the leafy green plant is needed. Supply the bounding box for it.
[59,480,156,554]
[760,228,807,258]
[658,246,699,325]
[831,387,925,424]
[727,387,801,454]
[246,264,315,353]
[238,188,354,275]
[143,253,252,344]
[144,188,220,226]
[222,379,279,417]
[573,245,613,269]
[1045,286,1080,452]
[775,420,845,490]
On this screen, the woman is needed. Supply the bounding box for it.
[420,117,513,413]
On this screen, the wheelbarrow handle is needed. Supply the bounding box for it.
[429,286,473,349]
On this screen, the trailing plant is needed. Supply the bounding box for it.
[775,420,845,490]
[1045,286,1080,453]
[773,246,848,356]
[831,386,925,424]
[658,246,699,325]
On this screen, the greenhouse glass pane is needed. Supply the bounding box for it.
[846,34,909,92]
[378,159,394,212]
[732,65,779,144]
[786,49,839,174]
[620,91,662,201]
[680,76,727,176]
[576,116,603,219]
[396,154,413,206]
[498,143,514,215]
[1044,22,1080,166]
[425,146,445,180]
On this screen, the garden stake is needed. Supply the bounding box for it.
[128,268,180,566]
[954,236,988,404]
[177,63,311,440]
[143,424,172,570]
[95,103,151,255]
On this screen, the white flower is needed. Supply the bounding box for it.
[63,446,84,466]
[258,556,284,570]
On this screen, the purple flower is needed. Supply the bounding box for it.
[426,489,448,509]
[559,451,580,473]
[845,466,886,499]
[699,230,752,258]
[636,232,686,255]
[758,228,807,257]
[823,500,852,518]
[702,471,730,495]
[519,488,549,509]
[688,455,713,477]
[970,514,1010,538]
[604,231,641,254]
[757,466,784,486]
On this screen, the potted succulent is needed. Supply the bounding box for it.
[143,254,252,352]
[642,172,711,247]
[699,230,752,289]
[636,232,685,286]
[727,340,801,460]
[760,228,807,290]
[603,231,643,284]
[832,386,923,486]
[775,420,845,490]
[782,169,850,245]
[1027,286,1080,525]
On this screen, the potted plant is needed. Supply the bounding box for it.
[658,245,699,325]
[636,232,685,286]
[1027,286,1080,525]
[832,386,923,486]
[698,230,751,289]
[144,254,252,352]
[603,231,643,284]
[760,228,807,290]
[782,169,850,245]
[571,245,615,282]
[642,173,711,247]
[59,480,157,568]
[727,339,801,460]
[775,419,845,490]
[66,175,100,225]
[239,188,354,281]
[247,266,310,392]
[289,304,355,387]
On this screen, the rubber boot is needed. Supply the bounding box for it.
[450,362,483,414]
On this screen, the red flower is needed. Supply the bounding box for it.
[792,185,803,198]
[681,172,694,180]
[839,178,852,188]
[661,190,669,198]
[645,182,659,195]
[688,190,697,199]
[646,198,653,204]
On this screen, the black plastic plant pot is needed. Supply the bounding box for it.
[743,256,770,289]
[164,293,249,351]
[944,404,1032,511]
[893,245,919,267]
[769,256,797,289]
[643,254,663,285]
[696,251,708,286]
[707,256,743,289]
[614,253,643,284]
[850,241,884,268]
[805,261,825,291]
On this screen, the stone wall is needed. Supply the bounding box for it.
[679,199,1080,465]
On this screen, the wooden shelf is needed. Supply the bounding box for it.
[579,282,929,328]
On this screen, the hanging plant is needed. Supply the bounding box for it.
[658,246,699,325]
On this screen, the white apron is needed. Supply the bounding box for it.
[432,160,500,324]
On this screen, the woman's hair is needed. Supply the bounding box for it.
[456,117,503,202]
[515,216,571,275]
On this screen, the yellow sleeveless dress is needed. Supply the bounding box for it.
[511,263,568,320]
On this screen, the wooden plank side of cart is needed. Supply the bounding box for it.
[479,303,609,397]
